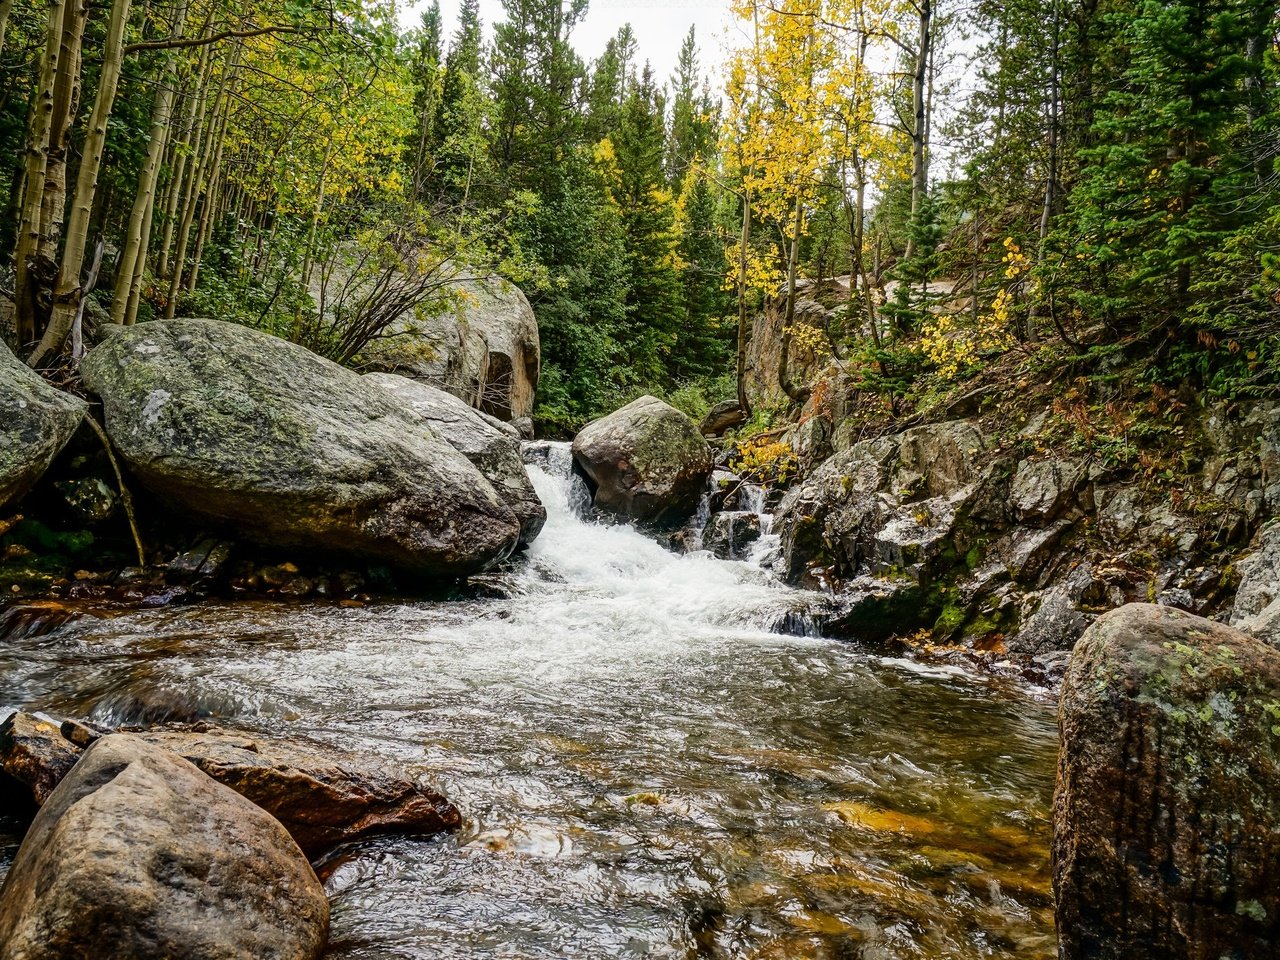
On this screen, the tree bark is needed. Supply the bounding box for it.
[778,193,810,405]
[13,0,66,347]
[29,0,133,368]
[111,0,190,324]
[904,0,932,262]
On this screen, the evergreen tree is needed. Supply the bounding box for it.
[665,27,717,187]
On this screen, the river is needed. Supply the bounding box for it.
[0,444,1058,958]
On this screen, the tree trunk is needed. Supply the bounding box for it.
[111,0,190,324]
[13,0,66,347]
[164,42,237,318]
[735,187,753,418]
[778,193,811,405]
[35,0,86,270]
[0,0,15,60]
[904,0,932,262]
[29,0,132,368]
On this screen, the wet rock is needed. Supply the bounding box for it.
[702,511,761,560]
[362,273,540,421]
[510,416,535,440]
[997,519,1073,584]
[0,715,461,858]
[893,420,986,499]
[572,395,713,524]
[1230,519,1280,646]
[699,399,746,437]
[137,729,461,857]
[0,735,328,960]
[0,339,86,513]
[166,537,233,583]
[1055,604,1280,960]
[0,713,80,806]
[81,319,521,577]
[367,372,545,544]
[52,476,117,524]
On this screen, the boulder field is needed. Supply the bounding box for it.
[80,319,539,577]
[1054,603,1280,960]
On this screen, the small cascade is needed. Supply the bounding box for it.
[522,440,593,518]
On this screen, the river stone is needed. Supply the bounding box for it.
[699,399,747,437]
[0,339,86,512]
[137,728,461,857]
[0,712,80,806]
[80,319,521,576]
[0,714,461,857]
[366,372,545,544]
[1054,603,1280,960]
[0,734,328,960]
[572,395,712,524]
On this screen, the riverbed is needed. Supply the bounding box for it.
[0,450,1058,958]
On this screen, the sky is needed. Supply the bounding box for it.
[401,0,738,87]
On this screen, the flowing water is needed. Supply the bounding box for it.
[0,445,1059,958]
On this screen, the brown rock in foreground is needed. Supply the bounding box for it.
[139,728,461,856]
[0,714,460,856]
[0,735,328,960]
[0,712,80,806]
[1054,603,1280,960]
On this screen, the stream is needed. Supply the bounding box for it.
[0,444,1058,958]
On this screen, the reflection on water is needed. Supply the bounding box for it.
[0,449,1057,958]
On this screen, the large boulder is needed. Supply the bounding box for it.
[572,395,713,524]
[362,273,540,422]
[0,735,328,960]
[0,716,461,857]
[367,372,544,544]
[0,340,86,512]
[81,319,521,576]
[1054,604,1280,960]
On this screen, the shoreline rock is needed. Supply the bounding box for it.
[0,734,329,960]
[1054,603,1280,959]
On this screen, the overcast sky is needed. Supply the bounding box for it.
[401,0,737,88]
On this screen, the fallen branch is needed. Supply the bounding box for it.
[83,417,146,569]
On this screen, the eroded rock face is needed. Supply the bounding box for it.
[367,372,545,545]
[362,274,540,422]
[572,396,712,524]
[1054,604,1280,960]
[0,715,461,857]
[1231,519,1280,646]
[0,735,328,960]
[0,339,86,512]
[81,319,521,576]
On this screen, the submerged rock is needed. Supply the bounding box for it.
[0,340,86,513]
[572,395,712,524]
[1054,604,1280,959]
[0,714,461,857]
[81,319,521,577]
[367,372,545,544]
[0,734,328,960]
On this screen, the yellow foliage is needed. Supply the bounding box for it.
[731,437,799,486]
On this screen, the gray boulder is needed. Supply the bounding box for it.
[1055,604,1280,960]
[81,319,521,576]
[1231,519,1280,646]
[0,735,328,960]
[362,273,540,422]
[367,372,545,544]
[572,395,712,524]
[0,340,86,512]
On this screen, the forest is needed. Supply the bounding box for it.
[2,0,1275,434]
